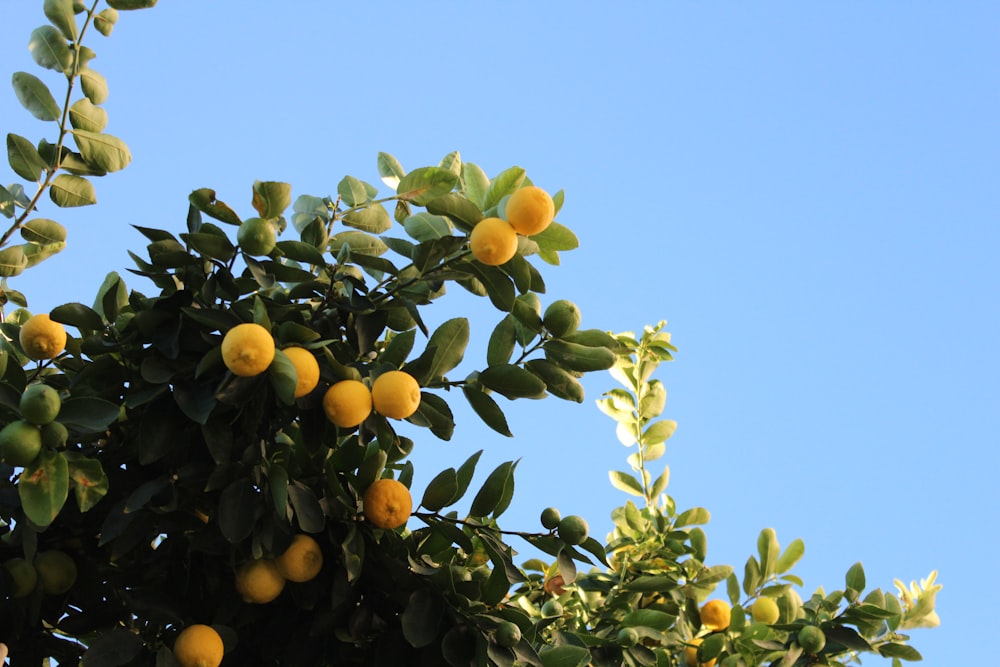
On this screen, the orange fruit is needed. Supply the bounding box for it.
[173,624,225,667]
[469,217,518,266]
[221,323,275,377]
[362,478,412,529]
[505,185,554,236]
[282,347,320,398]
[19,313,67,360]
[684,638,716,667]
[275,534,323,583]
[371,370,421,420]
[700,599,731,632]
[234,559,285,603]
[322,379,372,428]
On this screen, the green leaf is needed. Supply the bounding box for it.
[402,589,442,648]
[22,241,65,268]
[252,180,291,218]
[623,575,677,593]
[424,317,469,381]
[79,68,109,105]
[81,628,143,667]
[487,315,517,367]
[420,468,458,511]
[343,204,392,234]
[462,162,489,208]
[287,482,324,533]
[337,175,373,207]
[469,460,516,517]
[0,246,28,277]
[846,561,866,593]
[58,396,120,432]
[50,174,96,207]
[758,528,779,579]
[478,364,546,400]
[650,466,670,497]
[377,151,404,189]
[51,302,103,331]
[66,455,108,512]
[218,478,258,543]
[189,188,242,226]
[19,449,69,527]
[425,193,483,231]
[274,240,325,265]
[72,130,131,172]
[29,26,73,73]
[464,263,515,312]
[93,8,118,36]
[7,134,47,181]
[539,646,591,667]
[439,150,461,175]
[776,538,805,574]
[106,0,158,9]
[544,340,616,372]
[532,221,579,250]
[674,507,711,527]
[268,349,298,406]
[642,419,677,445]
[621,609,675,631]
[609,471,644,497]
[483,166,525,211]
[397,167,458,205]
[180,232,236,262]
[878,644,922,661]
[403,212,453,241]
[743,556,761,596]
[524,359,584,403]
[330,230,387,256]
[12,72,61,121]
[21,218,67,244]
[68,98,108,132]
[44,0,79,41]
[462,387,512,437]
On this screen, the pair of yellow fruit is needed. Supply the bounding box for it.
[234,533,324,606]
[469,185,555,266]
[322,370,421,429]
[221,323,320,399]
[685,597,782,666]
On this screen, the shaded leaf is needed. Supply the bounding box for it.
[462,387,512,437]
[44,0,79,41]
[343,204,392,233]
[7,133,47,181]
[12,71,61,121]
[424,317,469,381]
[50,174,96,207]
[58,396,120,432]
[29,26,72,73]
[21,218,67,244]
[539,645,591,667]
[72,130,132,172]
[478,364,546,400]
[402,589,442,648]
[420,468,458,512]
[329,230,387,256]
[79,68,109,105]
[69,98,109,132]
[469,460,516,517]
[51,302,103,330]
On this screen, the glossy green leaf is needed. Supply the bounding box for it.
[274,240,324,265]
[93,8,119,36]
[268,349,298,406]
[420,468,458,511]
[58,396,120,432]
[544,339,616,373]
[44,0,79,41]
[73,130,131,173]
[252,180,291,218]
[469,460,516,518]
[403,212,453,241]
[0,246,28,277]
[461,162,489,208]
[51,301,102,330]
[106,0,158,9]
[397,167,458,205]
[642,419,677,445]
[776,538,805,574]
[465,263,515,312]
[424,317,469,381]
[29,26,72,72]
[758,528,779,579]
[621,609,675,631]
[425,193,483,231]
[462,387,512,437]
[609,471,644,497]
[7,133,47,181]
[846,561,866,593]
[402,589,442,648]
[19,449,69,527]
[743,556,761,596]
[12,72,61,121]
[675,507,710,527]
[486,315,517,367]
[524,359,584,403]
[337,175,371,206]
[50,173,96,207]
[329,230,387,256]
[483,166,525,211]
[439,150,461,175]
[532,221,579,250]
[180,232,235,261]
[377,151,404,189]
[538,646,590,667]
[79,68,109,105]
[68,98,108,133]
[878,644,922,661]
[478,364,546,400]
[288,482,324,533]
[343,203,392,234]
[66,455,108,512]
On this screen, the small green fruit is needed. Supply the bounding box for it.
[3,557,38,598]
[0,420,42,466]
[40,421,69,450]
[617,627,639,647]
[797,626,826,654]
[20,384,61,425]
[34,550,77,596]
[540,599,563,618]
[543,299,581,338]
[751,597,780,625]
[540,507,561,530]
[494,621,521,648]
[557,515,589,545]
[237,217,277,256]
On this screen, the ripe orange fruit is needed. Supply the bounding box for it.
[282,347,320,398]
[19,313,67,360]
[173,623,225,667]
[700,599,731,632]
[237,217,277,256]
[33,550,77,595]
[322,379,372,428]
[221,323,275,377]
[469,217,518,266]
[544,573,566,596]
[371,370,421,420]
[751,597,780,624]
[235,559,285,604]
[684,638,716,667]
[505,185,554,236]
[362,478,412,530]
[275,534,323,583]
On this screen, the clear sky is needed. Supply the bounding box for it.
[3,3,998,664]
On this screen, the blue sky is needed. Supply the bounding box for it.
[3,2,998,664]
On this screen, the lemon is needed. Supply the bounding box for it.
[322,379,372,428]
[221,322,275,377]
[275,534,323,583]
[494,621,521,648]
[505,185,554,236]
[684,638,716,667]
[540,507,561,530]
[371,370,421,420]
[700,599,731,632]
[362,478,412,530]
[282,346,320,398]
[543,300,581,337]
[751,597,780,624]
[235,559,285,604]
[19,313,67,360]
[173,624,225,667]
[557,515,589,545]
[798,626,826,654]
[469,217,518,266]
[34,550,77,595]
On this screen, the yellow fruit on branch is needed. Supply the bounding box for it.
[221,323,275,377]
[19,313,67,360]
[235,559,285,604]
[684,638,716,667]
[282,346,320,398]
[322,379,372,428]
[505,185,554,236]
[173,624,225,667]
[371,370,421,420]
[275,534,323,583]
[750,597,780,624]
[362,478,412,530]
[469,217,518,266]
[700,599,731,632]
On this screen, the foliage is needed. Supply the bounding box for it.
[0,3,938,666]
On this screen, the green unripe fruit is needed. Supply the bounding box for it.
[237,217,277,256]
[0,420,42,466]
[540,507,561,530]
[751,597,780,625]
[40,421,69,450]
[543,299,581,338]
[797,626,826,654]
[20,384,61,425]
[494,621,522,648]
[34,550,77,595]
[617,627,639,647]
[3,557,38,598]
[557,515,589,545]
[540,599,563,618]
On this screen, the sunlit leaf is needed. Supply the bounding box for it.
[72,130,132,172]
[29,26,73,73]
[397,167,458,205]
[50,174,96,207]
[7,133,47,181]
[79,68,109,105]
[12,72,61,121]
[44,0,79,41]
[19,449,69,527]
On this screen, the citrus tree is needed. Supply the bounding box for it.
[0,3,939,666]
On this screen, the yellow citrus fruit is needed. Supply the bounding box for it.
[282,347,320,398]
[20,384,61,425]
[0,420,42,466]
[684,638,716,667]
[19,313,67,360]
[3,557,38,598]
[173,623,225,667]
[275,534,323,583]
[362,478,412,530]
[505,185,554,236]
[469,217,518,266]
[235,559,285,604]
[237,217,277,256]
[33,550,77,595]
[751,597,780,624]
[371,370,421,420]
[322,379,372,428]
[700,599,731,632]
[221,323,275,377]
